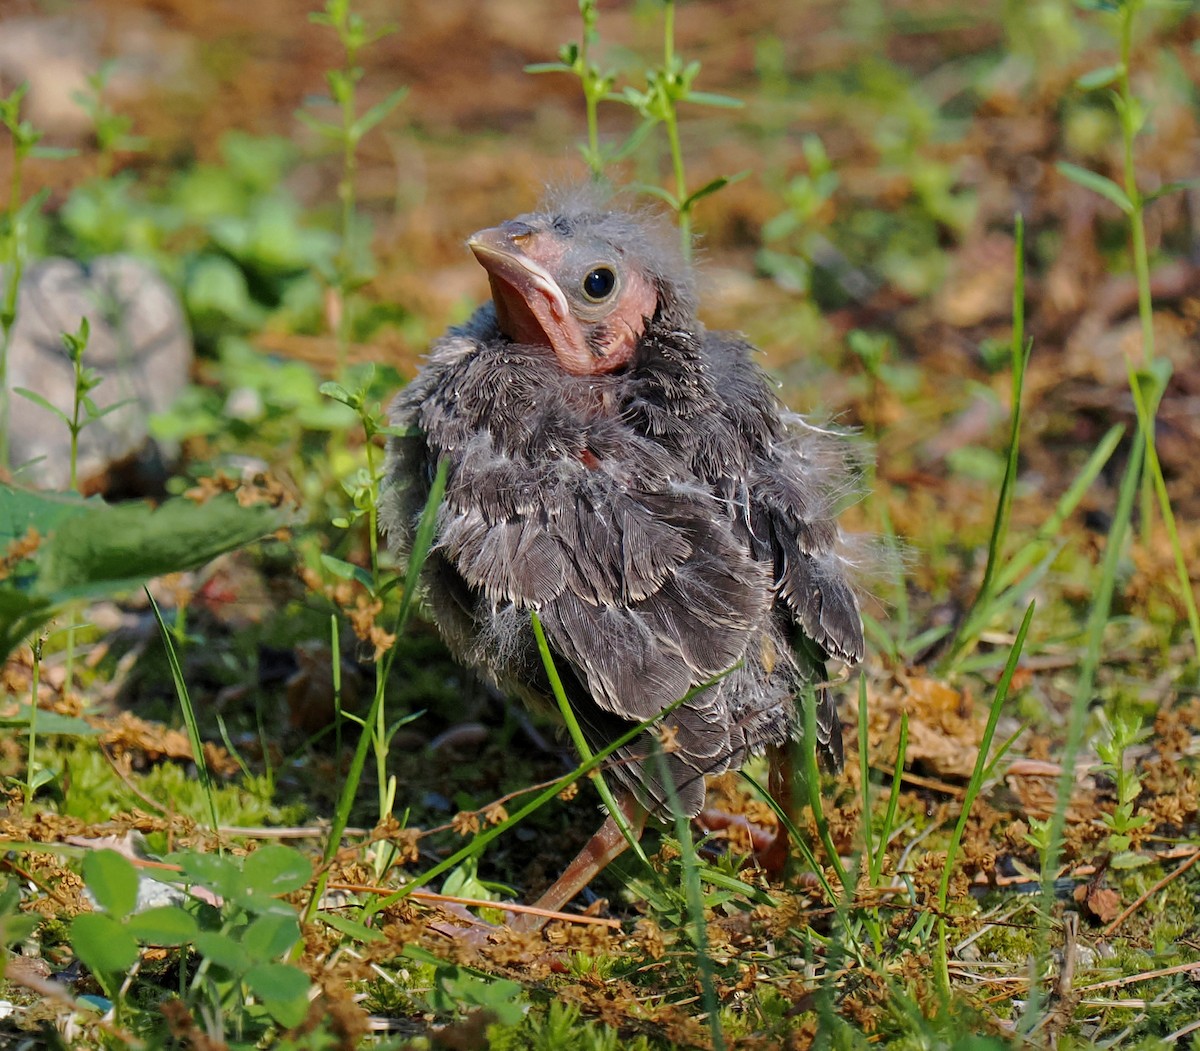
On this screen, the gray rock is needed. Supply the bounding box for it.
[2,255,192,490]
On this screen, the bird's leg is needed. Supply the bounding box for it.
[754,741,795,874]
[511,790,647,932]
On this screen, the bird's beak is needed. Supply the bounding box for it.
[468,227,571,323]
[468,226,594,375]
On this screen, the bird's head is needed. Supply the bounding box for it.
[468,190,694,376]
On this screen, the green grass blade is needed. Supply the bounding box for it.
[801,684,851,897]
[1024,424,1146,1028]
[857,674,875,883]
[530,609,650,869]
[943,214,1028,670]
[147,589,221,848]
[991,424,1123,596]
[933,599,1034,999]
[874,710,908,885]
[655,746,725,1051]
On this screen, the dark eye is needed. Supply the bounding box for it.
[582,266,617,301]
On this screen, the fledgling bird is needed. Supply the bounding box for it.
[381,188,864,926]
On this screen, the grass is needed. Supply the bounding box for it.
[2,0,1199,1047]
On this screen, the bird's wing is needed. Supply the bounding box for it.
[680,333,865,668]
[747,412,865,667]
[439,442,772,723]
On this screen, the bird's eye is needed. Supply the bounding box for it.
[581,266,617,302]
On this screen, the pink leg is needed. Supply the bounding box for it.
[512,792,647,931]
[755,742,794,874]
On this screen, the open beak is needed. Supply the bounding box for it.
[468,226,593,374]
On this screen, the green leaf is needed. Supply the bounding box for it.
[295,109,346,141]
[1134,357,1173,409]
[82,850,139,920]
[240,845,313,896]
[319,554,374,591]
[352,86,408,139]
[217,846,311,917]
[125,905,198,946]
[683,90,743,109]
[1076,64,1123,90]
[86,397,137,423]
[0,703,100,736]
[26,767,54,792]
[194,930,250,973]
[0,593,53,667]
[428,965,524,1026]
[1144,177,1200,202]
[12,388,70,426]
[604,119,656,164]
[0,487,93,546]
[681,171,748,212]
[37,493,286,600]
[0,911,38,953]
[173,851,243,899]
[245,962,311,1027]
[1110,851,1152,869]
[633,183,681,209]
[1057,161,1133,213]
[0,485,287,662]
[29,145,78,160]
[318,380,355,405]
[70,912,139,974]
[524,62,573,74]
[0,880,39,956]
[319,910,385,943]
[241,912,302,962]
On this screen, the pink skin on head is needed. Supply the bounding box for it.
[468,225,658,376]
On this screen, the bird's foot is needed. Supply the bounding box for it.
[697,808,790,874]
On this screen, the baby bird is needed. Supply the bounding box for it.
[381,188,863,925]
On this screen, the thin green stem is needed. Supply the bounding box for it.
[661,1,691,259]
[0,179,23,474]
[360,434,393,825]
[856,676,873,880]
[1124,361,1200,657]
[69,369,83,493]
[530,609,650,869]
[855,675,884,957]
[336,53,359,381]
[662,0,674,70]
[1119,14,1152,371]
[580,2,601,174]
[7,149,21,216]
[364,435,380,578]
[664,112,689,258]
[23,636,41,816]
